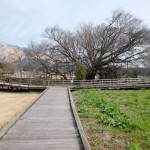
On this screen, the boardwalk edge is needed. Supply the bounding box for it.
[0,87,49,139]
[68,88,91,150]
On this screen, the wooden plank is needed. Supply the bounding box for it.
[0,87,84,150]
[0,88,49,139]
[68,88,91,150]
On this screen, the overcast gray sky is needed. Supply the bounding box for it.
[0,0,150,47]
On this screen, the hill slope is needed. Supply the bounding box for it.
[0,41,25,62]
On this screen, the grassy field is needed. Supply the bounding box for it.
[73,89,150,150]
[0,91,40,130]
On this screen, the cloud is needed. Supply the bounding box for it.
[1,0,150,47]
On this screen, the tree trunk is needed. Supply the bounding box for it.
[86,71,96,80]
[61,74,68,80]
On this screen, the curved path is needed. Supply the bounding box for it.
[0,87,85,150]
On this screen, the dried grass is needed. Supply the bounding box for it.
[0,92,39,130]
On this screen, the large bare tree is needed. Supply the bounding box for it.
[28,41,74,79]
[29,10,150,79]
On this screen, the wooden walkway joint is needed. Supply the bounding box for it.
[0,87,90,150]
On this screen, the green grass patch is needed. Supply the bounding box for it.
[73,89,150,150]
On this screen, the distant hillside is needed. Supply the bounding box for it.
[0,41,25,62]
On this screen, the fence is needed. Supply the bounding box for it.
[0,76,150,90]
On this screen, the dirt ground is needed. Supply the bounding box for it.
[0,92,40,130]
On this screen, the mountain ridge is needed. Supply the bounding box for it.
[0,41,25,62]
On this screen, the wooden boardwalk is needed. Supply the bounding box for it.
[0,87,85,150]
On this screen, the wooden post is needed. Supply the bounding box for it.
[29,79,32,89]
[43,80,44,87]
[18,80,20,88]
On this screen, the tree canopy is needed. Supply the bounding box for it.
[28,10,150,79]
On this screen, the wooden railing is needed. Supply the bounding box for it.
[46,78,150,89]
[0,76,150,90]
